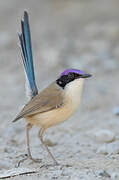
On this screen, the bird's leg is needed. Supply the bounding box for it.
[16,123,33,167]
[17,123,41,167]
[26,123,41,163]
[26,123,33,160]
[38,128,59,166]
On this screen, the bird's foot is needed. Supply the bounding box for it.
[16,154,28,167]
[16,154,42,167]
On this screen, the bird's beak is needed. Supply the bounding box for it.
[80,73,92,78]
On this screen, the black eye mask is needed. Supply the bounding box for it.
[56,73,80,89]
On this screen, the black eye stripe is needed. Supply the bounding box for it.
[56,73,80,88]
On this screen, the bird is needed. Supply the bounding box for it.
[13,11,92,165]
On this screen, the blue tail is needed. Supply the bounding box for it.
[18,11,38,98]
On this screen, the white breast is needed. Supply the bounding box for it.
[64,78,84,111]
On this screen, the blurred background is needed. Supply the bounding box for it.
[0,0,119,179]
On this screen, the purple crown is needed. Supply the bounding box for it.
[60,69,85,77]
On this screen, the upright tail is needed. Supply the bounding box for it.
[18,11,38,99]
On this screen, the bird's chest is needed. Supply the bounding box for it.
[65,79,84,112]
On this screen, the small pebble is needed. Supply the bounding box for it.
[99,170,110,178]
[94,129,115,143]
[111,172,119,180]
[97,141,119,155]
[97,145,108,155]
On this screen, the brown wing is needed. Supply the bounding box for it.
[13,82,64,122]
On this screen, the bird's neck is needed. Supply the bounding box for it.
[65,79,84,110]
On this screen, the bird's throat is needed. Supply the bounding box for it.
[65,78,84,111]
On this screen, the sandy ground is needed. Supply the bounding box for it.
[0,0,119,179]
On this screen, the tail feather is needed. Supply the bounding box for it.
[19,11,38,98]
[13,11,38,123]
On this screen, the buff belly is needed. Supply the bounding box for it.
[26,103,75,129]
[26,78,84,130]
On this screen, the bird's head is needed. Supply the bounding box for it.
[56,69,92,89]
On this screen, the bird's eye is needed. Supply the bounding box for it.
[58,80,62,85]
